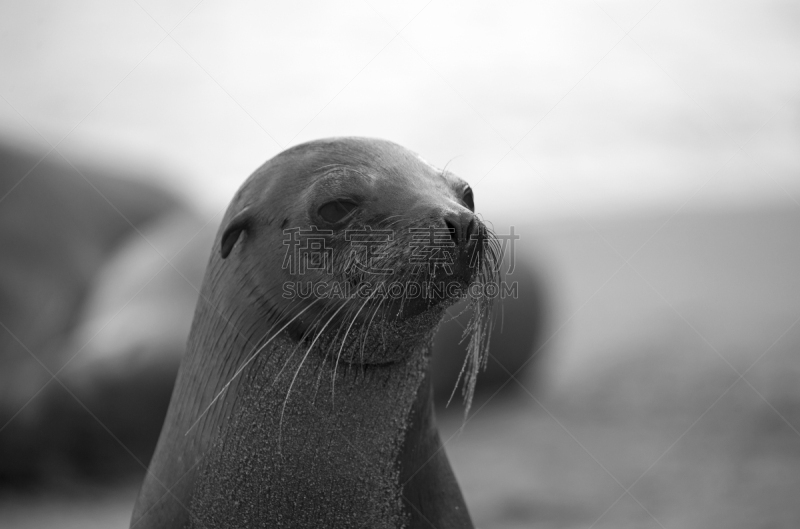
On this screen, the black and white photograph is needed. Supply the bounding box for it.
[1,1,799,527]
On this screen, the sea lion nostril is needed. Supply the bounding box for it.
[466,217,477,240]
[444,218,459,244]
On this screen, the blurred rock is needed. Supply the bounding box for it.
[0,140,185,484]
[54,210,217,479]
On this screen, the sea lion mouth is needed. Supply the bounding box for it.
[277,216,500,373]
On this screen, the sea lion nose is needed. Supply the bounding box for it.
[443,211,477,247]
[444,210,484,276]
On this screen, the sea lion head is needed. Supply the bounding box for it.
[214,137,499,368]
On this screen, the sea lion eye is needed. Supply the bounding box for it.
[462,187,474,211]
[318,199,358,224]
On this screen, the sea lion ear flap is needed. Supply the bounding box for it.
[220,208,252,259]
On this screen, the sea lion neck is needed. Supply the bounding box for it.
[188,329,432,528]
[129,253,282,528]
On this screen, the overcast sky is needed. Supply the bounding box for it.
[1,0,798,221]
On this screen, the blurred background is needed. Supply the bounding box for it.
[1,0,799,527]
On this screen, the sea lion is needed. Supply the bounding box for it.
[130,137,500,528]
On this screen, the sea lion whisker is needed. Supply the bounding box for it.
[331,290,376,406]
[379,213,407,225]
[441,155,462,177]
[440,300,473,326]
[360,296,385,367]
[184,297,322,436]
[384,216,412,231]
[278,300,349,450]
[311,295,365,402]
[270,299,341,387]
[446,350,470,409]
[442,229,502,416]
